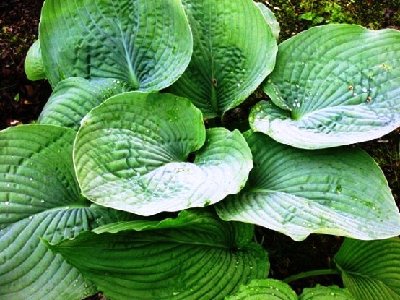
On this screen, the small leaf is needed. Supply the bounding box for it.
[39,77,129,129]
[47,210,269,300]
[74,92,253,215]
[225,279,296,300]
[335,238,400,300]
[0,125,130,299]
[40,0,193,89]
[169,0,277,118]
[13,93,20,102]
[251,24,400,149]
[25,39,46,81]
[299,285,355,299]
[216,132,400,241]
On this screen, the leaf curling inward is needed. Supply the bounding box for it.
[39,0,193,90]
[252,24,400,149]
[74,92,253,216]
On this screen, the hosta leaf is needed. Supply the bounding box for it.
[299,286,355,300]
[251,24,400,149]
[25,39,46,81]
[225,279,296,300]
[169,0,277,118]
[335,238,400,300]
[74,92,252,215]
[39,77,129,129]
[0,125,129,300]
[46,210,269,300]
[255,3,280,40]
[40,0,193,89]
[216,132,400,241]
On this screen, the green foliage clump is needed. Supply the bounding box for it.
[1,0,400,299]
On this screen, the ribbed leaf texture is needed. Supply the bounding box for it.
[74,92,252,215]
[169,0,277,118]
[335,238,400,300]
[251,24,400,149]
[0,125,130,300]
[39,77,129,129]
[216,132,400,241]
[40,0,193,89]
[47,210,269,300]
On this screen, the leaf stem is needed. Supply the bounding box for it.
[283,268,340,283]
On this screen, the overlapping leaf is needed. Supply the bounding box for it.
[335,238,400,300]
[0,125,130,300]
[225,279,296,300]
[251,24,400,149]
[216,132,400,241]
[39,77,129,129]
[40,0,193,89]
[46,210,269,300]
[74,92,252,215]
[169,0,277,118]
[25,39,46,81]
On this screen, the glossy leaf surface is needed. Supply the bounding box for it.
[74,92,252,215]
[169,0,277,118]
[217,132,400,241]
[47,210,268,300]
[251,25,400,149]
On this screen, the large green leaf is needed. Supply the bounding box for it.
[225,279,296,300]
[46,210,269,300]
[39,0,193,89]
[25,39,46,81]
[299,286,355,300]
[216,132,400,241]
[251,24,400,149]
[169,0,277,118]
[335,238,400,300]
[0,125,129,300]
[39,77,129,129]
[74,92,252,216]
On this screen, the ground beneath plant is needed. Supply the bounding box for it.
[1,0,399,298]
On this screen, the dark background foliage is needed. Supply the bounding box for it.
[0,0,399,296]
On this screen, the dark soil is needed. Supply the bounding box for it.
[0,0,51,129]
[1,0,399,298]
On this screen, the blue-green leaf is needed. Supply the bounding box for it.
[0,125,130,299]
[74,92,253,215]
[46,210,269,300]
[40,0,193,90]
[216,132,400,241]
[251,24,400,149]
[169,0,277,118]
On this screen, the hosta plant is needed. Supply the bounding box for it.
[2,0,400,299]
